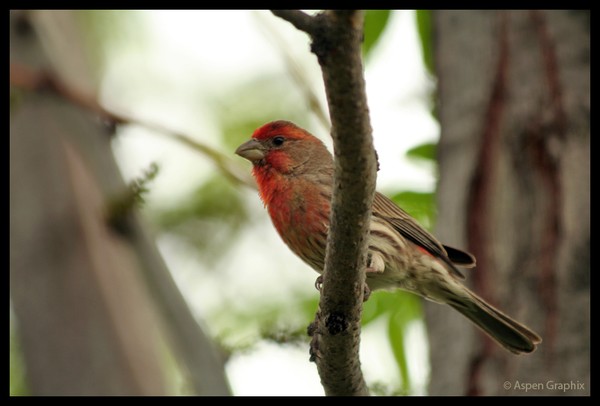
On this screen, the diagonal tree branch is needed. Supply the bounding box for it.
[271,10,319,35]
[272,10,377,396]
[10,61,254,190]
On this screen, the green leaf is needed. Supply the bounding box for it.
[388,316,409,394]
[361,294,383,326]
[387,293,422,395]
[415,10,434,75]
[363,291,424,394]
[406,142,436,163]
[390,190,436,231]
[362,10,391,59]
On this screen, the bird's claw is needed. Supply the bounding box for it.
[363,284,372,302]
[315,274,370,301]
[314,275,323,292]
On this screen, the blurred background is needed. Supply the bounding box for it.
[11,10,437,396]
[10,10,589,396]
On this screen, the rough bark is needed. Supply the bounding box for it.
[429,10,589,396]
[272,10,376,396]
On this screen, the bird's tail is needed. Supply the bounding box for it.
[446,289,542,354]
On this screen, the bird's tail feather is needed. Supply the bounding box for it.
[446,290,542,354]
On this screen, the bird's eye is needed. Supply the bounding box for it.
[272,136,285,146]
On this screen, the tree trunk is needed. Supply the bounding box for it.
[428,10,589,396]
[10,10,231,395]
[10,11,166,394]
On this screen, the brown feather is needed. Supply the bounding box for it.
[372,192,468,279]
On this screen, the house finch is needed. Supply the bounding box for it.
[235,120,541,354]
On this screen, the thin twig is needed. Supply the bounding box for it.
[271,10,318,35]
[10,62,255,189]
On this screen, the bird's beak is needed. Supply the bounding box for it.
[235,139,265,162]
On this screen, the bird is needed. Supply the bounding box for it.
[235,120,541,354]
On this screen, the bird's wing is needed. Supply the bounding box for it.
[371,192,471,279]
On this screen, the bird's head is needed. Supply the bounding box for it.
[235,120,332,175]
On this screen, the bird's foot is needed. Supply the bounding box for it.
[363,284,372,302]
[315,273,371,301]
[314,275,323,292]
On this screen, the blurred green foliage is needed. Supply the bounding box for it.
[10,314,28,396]
[406,141,436,163]
[76,10,148,78]
[415,10,438,120]
[388,294,422,395]
[210,293,319,356]
[214,74,309,153]
[153,174,249,266]
[415,10,434,75]
[391,142,438,231]
[363,10,391,58]
[391,190,436,231]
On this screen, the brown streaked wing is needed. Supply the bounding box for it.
[371,192,466,279]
